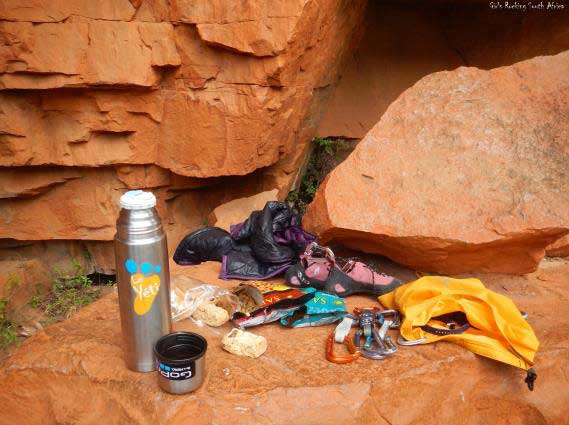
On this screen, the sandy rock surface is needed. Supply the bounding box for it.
[305,52,569,274]
[0,259,567,424]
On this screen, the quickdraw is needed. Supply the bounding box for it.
[326,307,401,363]
[326,333,360,364]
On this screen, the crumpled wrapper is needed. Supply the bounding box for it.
[231,281,315,328]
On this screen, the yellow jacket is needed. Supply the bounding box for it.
[379,276,538,370]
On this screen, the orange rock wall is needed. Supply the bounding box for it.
[0,1,367,279]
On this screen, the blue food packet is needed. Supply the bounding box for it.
[280,288,346,328]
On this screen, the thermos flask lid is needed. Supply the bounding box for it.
[120,190,157,210]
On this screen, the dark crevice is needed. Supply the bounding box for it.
[87,272,116,286]
[286,137,358,214]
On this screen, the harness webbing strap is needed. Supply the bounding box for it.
[334,316,354,343]
[420,323,471,336]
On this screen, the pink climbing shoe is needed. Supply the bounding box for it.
[285,243,403,297]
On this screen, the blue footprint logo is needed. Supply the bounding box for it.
[125,259,161,275]
[125,259,162,315]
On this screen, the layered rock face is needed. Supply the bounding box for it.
[1,258,568,424]
[0,1,367,280]
[0,1,365,177]
[304,52,569,274]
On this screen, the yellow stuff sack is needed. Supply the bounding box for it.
[379,276,539,372]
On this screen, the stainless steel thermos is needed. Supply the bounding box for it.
[115,190,172,372]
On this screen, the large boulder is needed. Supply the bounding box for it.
[0,258,568,424]
[304,52,569,274]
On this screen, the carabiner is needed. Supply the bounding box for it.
[326,333,360,364]
[378,309,401,329]
[383,335,398,352]
[353,306,380,316]
[304,242,336,263]
[397,334,427,346]
[375,320,397,355]
[354,330,386,360]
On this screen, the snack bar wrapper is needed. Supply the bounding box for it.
[280,288,347,328]
[232,281,315,328]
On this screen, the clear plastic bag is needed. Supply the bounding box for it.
[170,275,240,322]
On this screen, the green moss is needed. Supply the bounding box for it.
[28,294,42,309]
[82,247,92,262]
[0,297,17,349]
[32,259,104,323]
[2,261,114,351]
[47,261,98,320]
[0,275,21,349]
[286,137,353,213]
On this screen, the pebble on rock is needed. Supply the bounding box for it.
[221,329,267,358]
